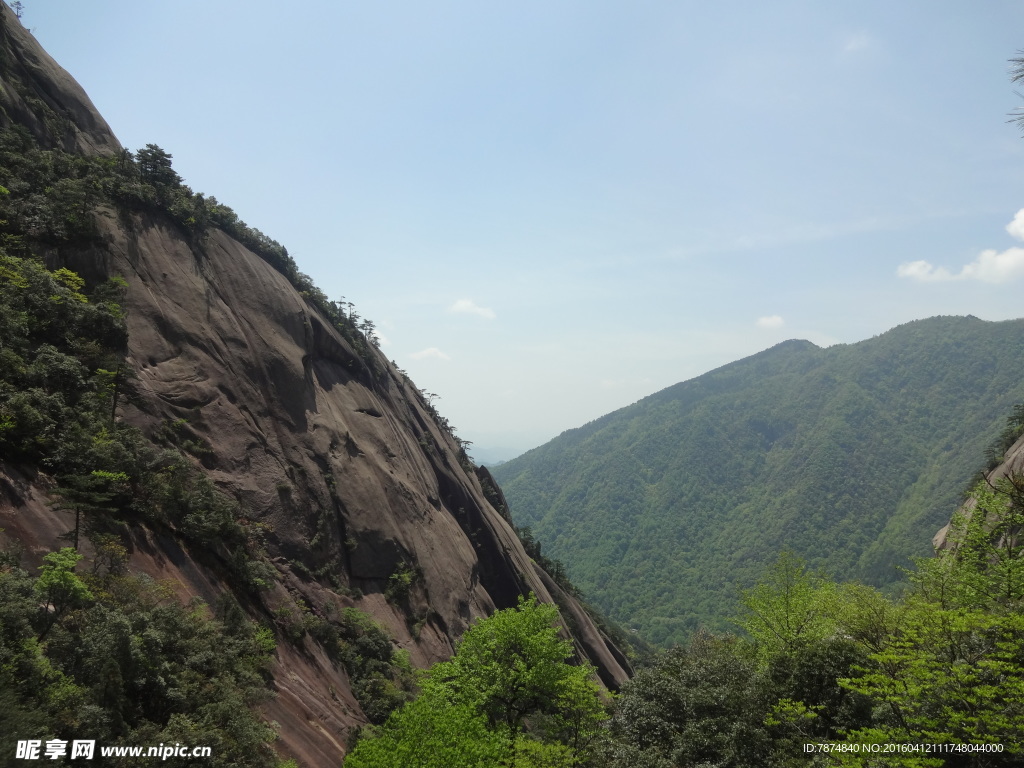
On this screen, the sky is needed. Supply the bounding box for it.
[20,1,1024,461]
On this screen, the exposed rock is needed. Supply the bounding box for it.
[0,6,120,154]
[933,432,1024,550]
[0,4,629,763]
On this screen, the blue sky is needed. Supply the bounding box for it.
[23,1,1024,460]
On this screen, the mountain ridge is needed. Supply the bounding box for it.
[493,314,1024,645]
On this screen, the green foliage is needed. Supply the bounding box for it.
[603,631,770,768]
[0,126,107,246]
[0,250,127,470]
[298,604,415,724]
[739,552,839,662]
[33,547,92,639]
[345,596,606,767]
[493,319,1024,644]
[0,120,389,385]
[834,480,1024,764]
[599,466,1024,765]
[937,480,1024,608]
[434,596,603,740]
[0,555,278,767]
[0,245,272,588]
[385,563,417,603]
[602,525,1024,766]
[980,403,1024,474]
[344,697,506,768]
[335,607,415,724]
[135,143,182,189]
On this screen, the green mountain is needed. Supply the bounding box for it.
[492,316,1024,645]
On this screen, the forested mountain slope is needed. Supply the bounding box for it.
[0,5,628,765]
[493,317,1024,645]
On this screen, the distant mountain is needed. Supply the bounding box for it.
[492,316,1024,645]
[469,447,513,466]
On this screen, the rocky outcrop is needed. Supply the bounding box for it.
[0,6,120,155]
[933,433,1024,551]
[0,5,629,764]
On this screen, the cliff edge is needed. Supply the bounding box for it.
[0,5,630,764]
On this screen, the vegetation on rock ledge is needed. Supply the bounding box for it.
[0,548,279,767]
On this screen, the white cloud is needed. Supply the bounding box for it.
[898,208,1024,284]
[1006,208,1024,241]
[897,252,1024,283]
[896,260,956,282]
[448,298,496,319]
[756,315,785,329]
[410,347,451,361]
[372,331,390,347]
[960,248,1024,282]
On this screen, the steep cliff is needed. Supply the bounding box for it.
[0,6,629,764]
[933,429,1024,552]
[0,4,119,155]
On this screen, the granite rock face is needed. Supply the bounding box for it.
[0,6,120,155]
[0,5,629,764]
[933,432,1024,552]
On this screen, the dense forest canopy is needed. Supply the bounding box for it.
[339,468,1024,767]
[494,321,1024,644]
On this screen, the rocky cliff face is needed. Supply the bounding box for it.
[0,6,629,764]
[933,432,1024,552]
[0,5,119,155]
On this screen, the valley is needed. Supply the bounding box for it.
[494,318,1024,644]
[2,2,1024,765]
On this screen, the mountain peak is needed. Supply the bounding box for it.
[494,315,1024,645]
[0,5,120,154]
